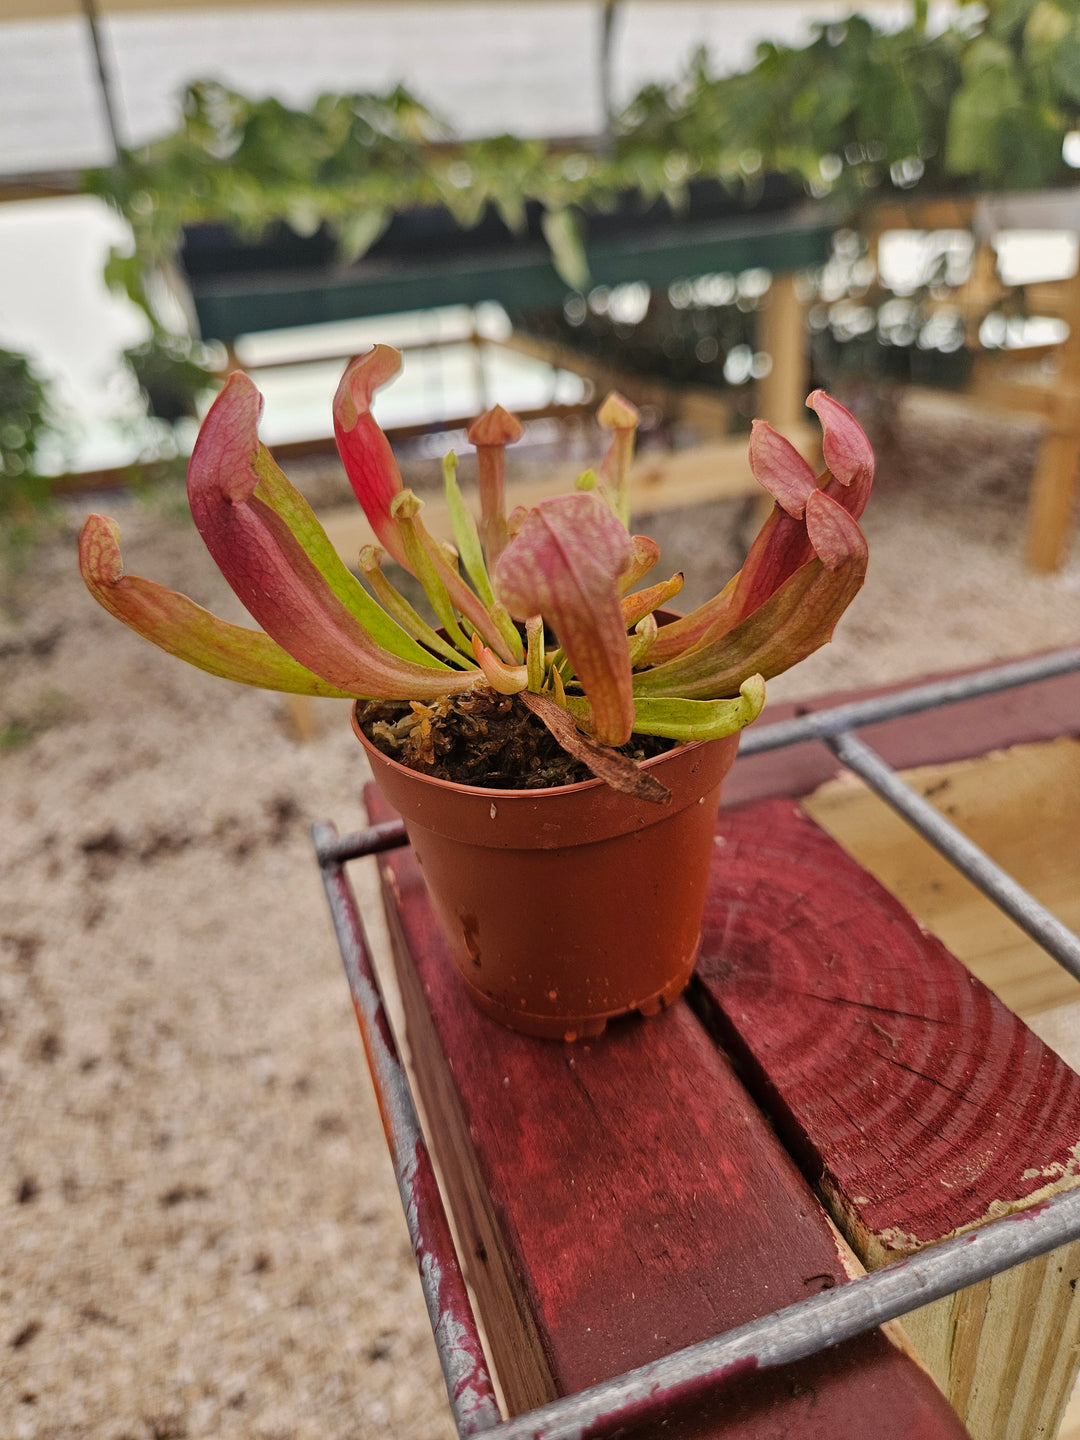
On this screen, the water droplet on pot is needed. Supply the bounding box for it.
[489,803,498,820]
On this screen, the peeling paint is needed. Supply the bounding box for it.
[1020,1138,1080,1185]
[317,846,501,1435]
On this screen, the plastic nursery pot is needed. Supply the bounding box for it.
[353,706,741,1042]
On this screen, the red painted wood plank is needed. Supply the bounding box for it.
[364,783,969,1437]
[695,797,1080,1254]
[724,654,1080,808]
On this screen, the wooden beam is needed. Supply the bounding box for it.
[695,785,1080,1439]
[364,782,970,1437]
[758,272,810,439]
[869,197,979,235]
[801,738,1080,1020]
[1025,426,1080,570]
[0,171,83,202]
[962,233,1080,572]
[498,330,733,437]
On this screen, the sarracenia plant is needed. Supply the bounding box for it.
[79,346,873,799]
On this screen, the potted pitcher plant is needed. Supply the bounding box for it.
[79,346,873,1040]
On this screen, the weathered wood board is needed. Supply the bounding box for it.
[801,738,1080,1018]
[364,785,970,1438]
[723,659,1080,810]
[1058,1379,1080,1440]
[695,795,1080,1440]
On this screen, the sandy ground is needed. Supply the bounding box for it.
[2,389,1079,1440]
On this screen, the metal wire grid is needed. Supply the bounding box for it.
[312,645,1080,1440]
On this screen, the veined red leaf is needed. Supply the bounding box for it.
[648,393,874,665]
[495,493,635,747]
[244,406,444,669]
[79,516,353,697]
[748,420,817,517]
[808,390,874,497]
[187,375,479,701]
[333,345,411,569]
[713,480,868,636]
[633,523,867,701]
[804,487,868,568]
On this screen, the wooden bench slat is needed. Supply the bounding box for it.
[723,658,1080,809]
[695,796,1080,1439]
[364,784,969,1437]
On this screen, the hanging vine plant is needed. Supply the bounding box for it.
[85,0,1080,394]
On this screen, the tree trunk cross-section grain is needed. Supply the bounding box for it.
[363,784,970,1439]
[694,796,1080,1440]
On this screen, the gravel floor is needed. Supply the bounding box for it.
[1,387,1078,1440]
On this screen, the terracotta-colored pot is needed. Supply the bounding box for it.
[354,708,740,1041]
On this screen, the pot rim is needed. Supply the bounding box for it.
[351,698,713,801]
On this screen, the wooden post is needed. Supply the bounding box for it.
[960,236,1080,572]
[801,739,1080,1019]
[1025,427,1080,572]
[364,785,970,1438]
[282,692,321,742]
[758,272,809,437]
[1023,268,1080,571]
[694,798,1080,1440]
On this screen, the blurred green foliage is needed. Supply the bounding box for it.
[83,0,1080,410]
[0,347,54,517]
[89,0,1080,293]
[0,348,60,586]
[123,333,222,424]
[619,0,1080,196]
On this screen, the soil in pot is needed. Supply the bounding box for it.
[355,690,676,789]
[354,696,740,1042]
